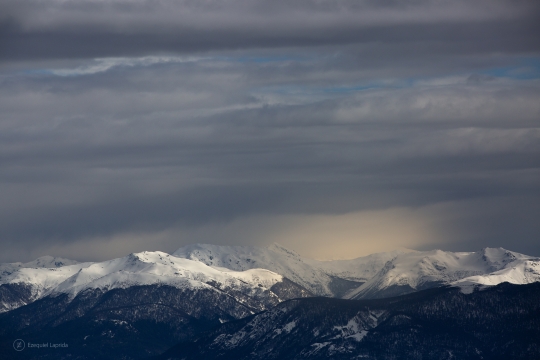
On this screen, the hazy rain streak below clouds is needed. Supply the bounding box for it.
[0,0,539,261]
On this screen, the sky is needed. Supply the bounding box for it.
[1,0,539,262]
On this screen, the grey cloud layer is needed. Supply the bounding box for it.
[0,0,539,261]
[2,0,539,61]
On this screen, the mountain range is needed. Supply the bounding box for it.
[173,243,540,299]
[1,243,539,359]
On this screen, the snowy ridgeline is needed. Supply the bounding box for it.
[173,243,540,298]
[1,243,539,313]
[0,251,300,314]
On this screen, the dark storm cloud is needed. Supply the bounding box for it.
[1,0,539,61]
[0,0,539,261]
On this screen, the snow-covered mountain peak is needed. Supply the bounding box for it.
[1,250,308,315]
[0,255,79,277]
[23,255,80,268]
[48,250,289,298]
[478,247,529,266]
[344,247,535,299]
[267,243,302,258]
[303,250,402,282]
[2,245,539,314]
[453,257,540,293]
[0,259,93,312]
[174,243,262,263]
[174,243,336,296]
[0,255,83,301]
[173,243,540,299]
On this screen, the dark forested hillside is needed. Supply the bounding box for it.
[0,281,310,360]
[1,282,538,360]
[156,283,540,360]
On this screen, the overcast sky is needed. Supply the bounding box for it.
[1,0,539,262]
